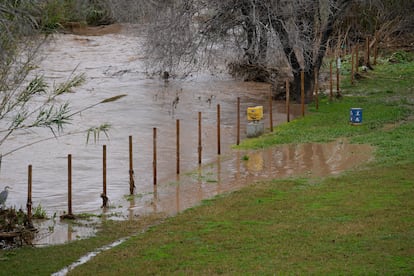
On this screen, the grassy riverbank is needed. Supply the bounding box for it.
[1,53,413,275]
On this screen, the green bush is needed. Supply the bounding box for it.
[389,51,414,63]
[38,0,114,32]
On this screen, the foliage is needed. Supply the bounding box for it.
[0,72,85,155]
[0,208,29,232]
[38,0,67,32]
[0,1,74,157]
[38,0,114,32]
[84,1,113,26]
[86,123,111,144]
[32,204,47,219]
[0,207,34,249]
[0,1,126,161]
[0,1,41,95]
[389,51,414,63]
[338,0,414,42]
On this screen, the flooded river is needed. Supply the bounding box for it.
[0,25,372,245]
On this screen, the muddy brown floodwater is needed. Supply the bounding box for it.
[0,25,373,246]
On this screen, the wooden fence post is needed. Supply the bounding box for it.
[269,86,273,132]
[198,112,202,165]
[286,79,290,122]
[236,97,240,145]
[314,69,319,110]
[336,57,341,97]
[365,36,370,67]
[61,154,75,219]
[129,136,135,195]
[27,165,32,224]
[101,145,108,208]
[217,104,221,155]
[153,128,157,186]
[356,43,359,73]
[176,119,180,174]
[330,60,333,101]
[68,154,72,216]
[301,70,305,117]
[373,40,378,65]
[351,46,355,85]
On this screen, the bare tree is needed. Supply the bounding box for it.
[104,0,172,23]
[338,0,414,50]
[142,0,353,101]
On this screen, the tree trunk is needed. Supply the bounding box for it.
[257,24,268,65]
[241,4,256,64]
[292,69,314,104]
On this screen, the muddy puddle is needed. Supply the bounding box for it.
[0,25,373,246]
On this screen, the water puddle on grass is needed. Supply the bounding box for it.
[127,139,373,217]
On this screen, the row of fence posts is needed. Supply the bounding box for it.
[326,36,378,100]
[22,78,324,221]
[24,89,297,221]
[24,38,377,221]
[350,37,378,86]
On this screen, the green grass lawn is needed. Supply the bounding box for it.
[1,52,414,275]
[71,165,414,275]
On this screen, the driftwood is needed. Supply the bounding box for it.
[0,228,37,238]
[60,213,76,220]
[228,62,279,83]
[0,231,20,238]
[0,228,37,248]
[1,208,37,248]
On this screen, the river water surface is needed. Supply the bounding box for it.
[0,25,372,245]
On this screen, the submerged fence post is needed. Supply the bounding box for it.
[153,127,157,186]
[27,165,32,224]
[129,135,135,195]
[63,154,75,219]
[101,145,108,208]
[61,154,75,219]
[198,112,202,165]
[176,119,180,174]
[236,97,240,145]
[68,154,72,216]
[217,104,221,155]
[301,70,305,117]
[286,79,290,123]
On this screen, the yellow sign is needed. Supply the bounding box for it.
[247,106,263,121]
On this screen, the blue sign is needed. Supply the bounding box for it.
[350,108,363,125]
